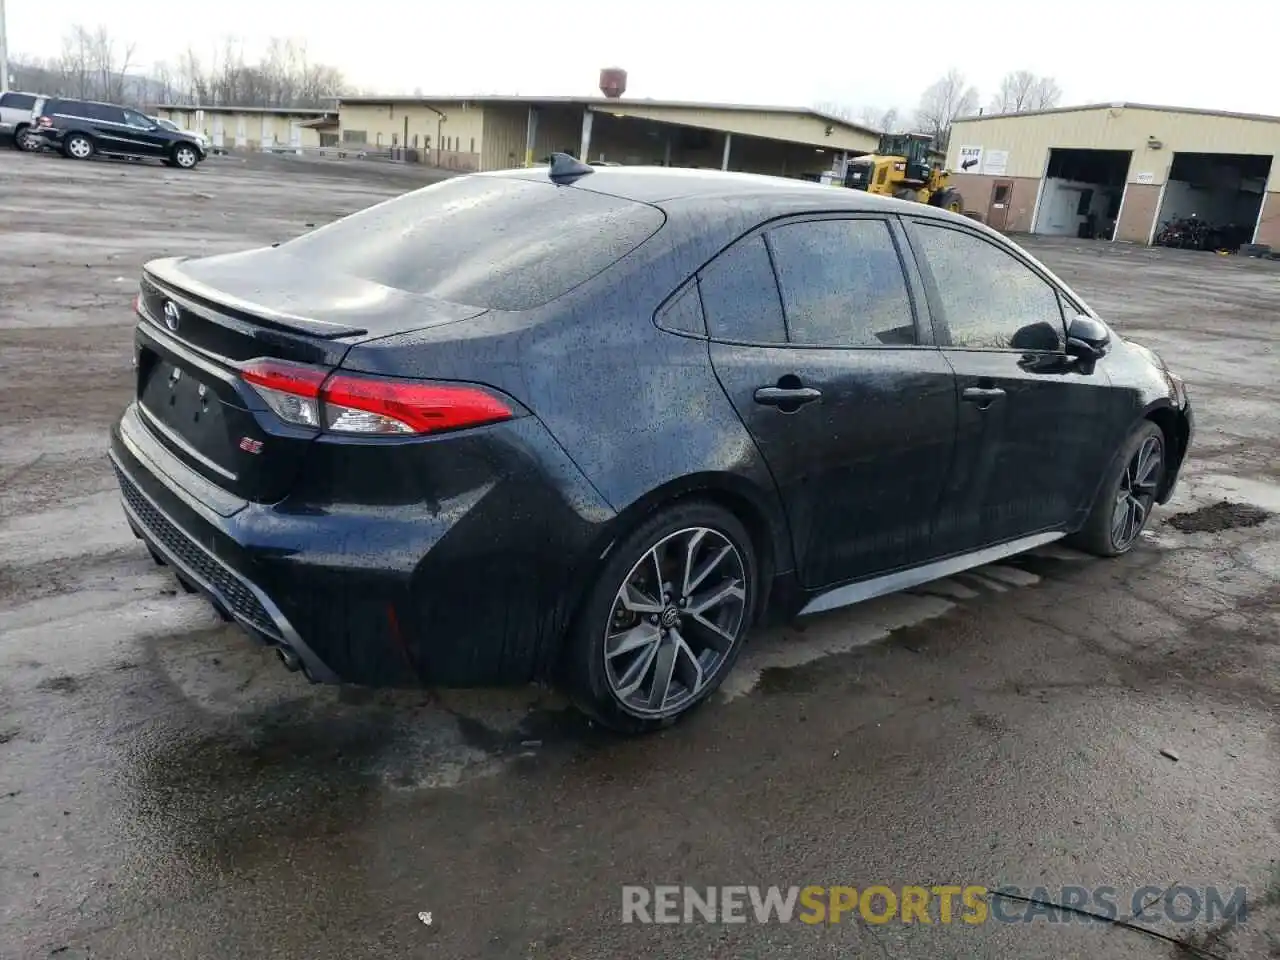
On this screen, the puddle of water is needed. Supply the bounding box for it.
[720,592,955,701]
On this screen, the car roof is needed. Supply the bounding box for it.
[481,164,967,223]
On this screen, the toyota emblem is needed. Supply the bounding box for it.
[163,300,180,332]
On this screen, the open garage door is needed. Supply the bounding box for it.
[1152,153,1272,251]
[1032,149,1132,239]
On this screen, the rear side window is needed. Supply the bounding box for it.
[766,218,916,347]
[697,235,786,344]
[90,104,126,123]
[278,176,664,311]
[1,93,36,110]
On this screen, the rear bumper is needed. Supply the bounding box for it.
[112,452,339,682]
[109,400,614,688]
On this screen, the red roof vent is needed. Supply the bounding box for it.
[599,68,627,99]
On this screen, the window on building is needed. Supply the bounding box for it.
[392,132,399,146]
[470,137,475,153]
[342,129,366,144]
[913,223,1065,351]
[767,219,916,347]
[698,235,787,344]
[376,132,383,146]
[412,134,419,148]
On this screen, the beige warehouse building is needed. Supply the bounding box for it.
[945,103,1280,248]
[154,105,337,151]
[335,95,880,177]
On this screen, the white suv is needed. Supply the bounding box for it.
[0,91,43,151]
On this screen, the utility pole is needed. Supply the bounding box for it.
[0,0,10,94]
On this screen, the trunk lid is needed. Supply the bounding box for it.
[135,254,485,504]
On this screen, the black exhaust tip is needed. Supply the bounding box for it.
[276,647,303,673]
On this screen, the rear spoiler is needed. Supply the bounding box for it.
[143,257,369,340]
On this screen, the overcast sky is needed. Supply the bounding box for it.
[8,0,1280,117]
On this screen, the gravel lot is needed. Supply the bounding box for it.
[1,149,1277,959]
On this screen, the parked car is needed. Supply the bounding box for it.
[152,116,209,152]
[31,97,206,168]
[0,91,43,151]
[109,156,1193,733]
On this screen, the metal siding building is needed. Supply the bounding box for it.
[336,95,880,179]
[155,106,333,151]
[945,103,1280,247]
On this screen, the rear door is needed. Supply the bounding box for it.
[902,217,1117,554]
[705,215,958,590]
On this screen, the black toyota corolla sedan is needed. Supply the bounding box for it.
[109,155,1193,732]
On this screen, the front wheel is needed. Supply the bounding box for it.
[172,143,200,169]
[564,501,757,734]
[64,133,94,160]
[934,187,964,213]
[1069,422,1165,556]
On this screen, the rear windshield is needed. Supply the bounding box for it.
[1,93,36,109]
[279,175,664,311]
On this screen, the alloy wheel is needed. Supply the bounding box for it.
[603,526,748,718]
[176,147,196,168]
[1111,435,1163,550]
[17,130,39,152]
[68,137,92,159]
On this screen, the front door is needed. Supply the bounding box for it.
[701,215,958,589]
[121,109,166,157]
[903,218,1117,554]
[987,181,1014,231]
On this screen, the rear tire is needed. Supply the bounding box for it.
[64,133,94,160]
[563,500,757,735]
[14,124,39,152]
[1068,421,1165,557]
[893,187,917,203]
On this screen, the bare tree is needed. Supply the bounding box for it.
[170,37,347,108]
[915,69,979,150]
[990,71,1062,113]
[861,106,901,134]
[812,101,903,134]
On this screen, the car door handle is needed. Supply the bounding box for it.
[754,386,822,407]
[962,386,1006,405]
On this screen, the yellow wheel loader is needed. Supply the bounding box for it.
[842,133,964,213]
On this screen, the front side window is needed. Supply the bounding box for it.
[913,223,1065,351]
[767,218,916,347]
[697,235,787,344]
[123,110,152,129]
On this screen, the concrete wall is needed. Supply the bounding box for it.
[940,172,1040,230]
[1256,193,1280,246]
[1115,184,1163,242]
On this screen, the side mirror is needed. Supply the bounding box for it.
[1066,314,1111,360]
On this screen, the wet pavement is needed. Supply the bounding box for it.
[1,151,1277,959]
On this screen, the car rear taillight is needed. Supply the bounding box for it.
[240,359,514,436]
